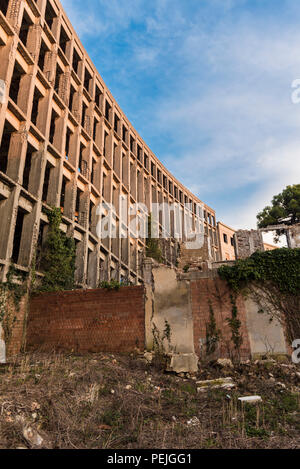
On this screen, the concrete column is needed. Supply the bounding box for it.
[6,127,28,183]
[26,23,43,62]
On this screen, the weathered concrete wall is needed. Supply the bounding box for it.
[235,230,264,259]
[289,224,300,249]
[244,297,287,356]
[144,260,198,373]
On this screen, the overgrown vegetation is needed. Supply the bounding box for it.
[152,320,172,369]
[226,295,243,362]
[99,280,122,291]
[205,301,220,356]
[35,208,76,293]
[257,184,300,229]
[218,248,300,343]
[146,214,163,263]
[0,265,27,345]
[0,353,299,449]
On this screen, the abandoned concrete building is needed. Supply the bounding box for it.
[0,0,219,287]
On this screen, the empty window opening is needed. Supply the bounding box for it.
[157,169,161,184]
[42,162,52,202]
[9,61,25,105]
[19,10,32,48]
[0,0,8,16]
[65,127,72,158]
[130,135,135,153]
[89,201,94,226]
[223,233,228,244]
[45,1,57,32]
[163,175,167,189]
[75,189,82,222]
[23,143,34,190]
[84,68,92,93]
[69,85,76,112]
[144,153,148,169]
[72,48,81,76]
[81,102,87,128]
[122,125,127,142]
[49,110,58,145]
[231,237,235,247]
[31,87,43,126]
[54,64,63,95]
[38,40,48,73]
[60,176,67,211]
[95,85,102,108]
[59,26,69,55]
[151,162,156,178]
[93,119,98,142]
[114,114,119,134]
[91,159,96,185]
[0,121,13,174]
[137,145,142,161]
[104,131,109,159]
[11,209,26,264]
[105,101,111,121]
[113,143,117,171]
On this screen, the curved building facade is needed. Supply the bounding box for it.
[0,0,219,287]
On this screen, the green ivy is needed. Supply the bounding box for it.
[0,264,28,344]
[218,248,300,343]
[218,248,300,295]
[36,207,76,293]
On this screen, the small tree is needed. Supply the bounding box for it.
[38,208,76,292]
[257,184,300,229]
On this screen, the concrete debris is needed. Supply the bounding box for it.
[197,377,235,392]
[23,426,44,448]
[217,358,233,368]
[143,352,153,363]
[187,416,200,426]
[238,396,262,403]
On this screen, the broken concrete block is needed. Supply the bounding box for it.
[217,358,233,368]
[197,377,235,392]
[168,353,199,374]
[238,396,262,403]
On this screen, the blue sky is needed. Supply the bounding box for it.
[61,0,300,231]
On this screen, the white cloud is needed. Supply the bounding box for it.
[60,0,300,231]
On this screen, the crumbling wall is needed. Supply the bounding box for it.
[244,297,287,356]
[234,229,264,259]
[190,277,251,361]
[289,224,300,248]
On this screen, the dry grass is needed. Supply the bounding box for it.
[0,352,299,449]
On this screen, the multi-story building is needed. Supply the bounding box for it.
[217,222,236,261]
[0,0,218,287]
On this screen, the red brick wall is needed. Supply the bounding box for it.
[26,286,145,353]
[191,278,251,361]
[6,294,29,357]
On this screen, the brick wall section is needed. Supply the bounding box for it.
[6,294,29,357]
[191,278,251,361]
[26,286,145,353]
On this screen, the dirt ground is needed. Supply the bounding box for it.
[0,352,299,449]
